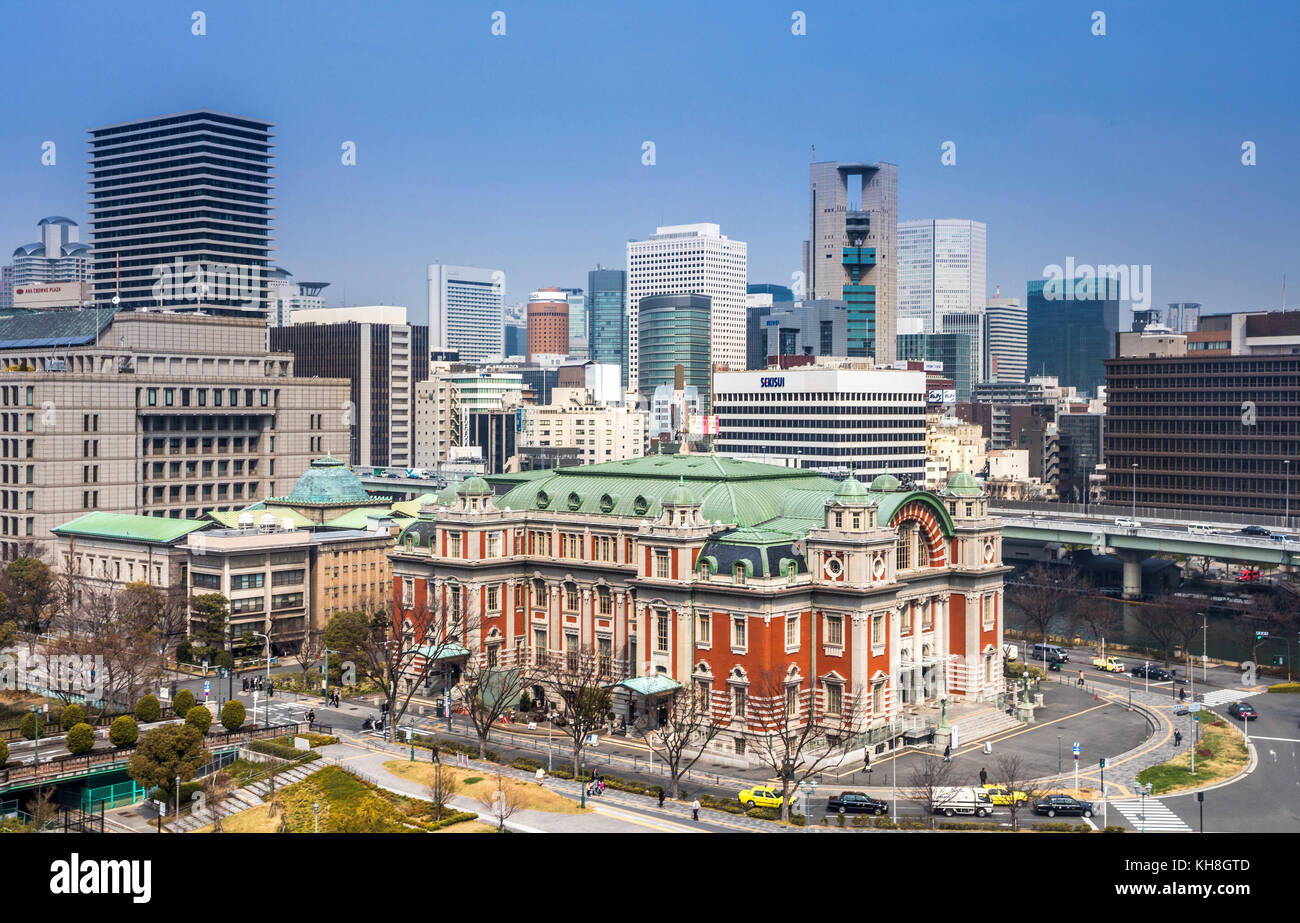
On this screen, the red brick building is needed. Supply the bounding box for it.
[390,455,1008,765]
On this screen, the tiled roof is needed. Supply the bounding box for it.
[51,511,206,544]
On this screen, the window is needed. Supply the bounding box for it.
[697,612,711,645]
[449,531,462,558]
[732,616,747,650]
[561,532,581,558]
[565,583,579,612]
[192,571,221,590]
[654,549,670,579]
[598,637,612,673]
[731,685,746,718]
[565,631,579,671]
[656,609,669,652]
[834,511,843,528]
[902,603,913,636]
[532,578,546,606]
[896,528,912,570]
[230,597,264,614]
[533,628,547,662]
[272,569,304,587]
[785,615,799,649]
[922,601,933,631]
[272,592,303,611]
[487,531,502,558]
[785,684,798,715]
[872,681,885,716]
[983,592,997,630]
[597,587,612,615]
[872,614,885,650]
[826,614,843,647]
[825,682,843,716]
[401,577,414,608]
[487,585,500,612]
[231,573,265,590]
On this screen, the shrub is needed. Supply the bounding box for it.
[412,735,499,763]
[247,739,320,762]
[0,739,8,767]
[65,723,96,755]
[519,692,532,712]
[175,641,193,664]
[109,716,139,748]
[1267,682,1300,694]
[60,704,86,732]
[19,711,41,740]
[872,815,898,829]
[135,695,161,723]
[837,813,846,827]
[1196,748,1212,759]
[1035,822,1076,832]
[172,689,196,716]
[427,810,479,831]
[220,700,246,732]
[185,706,212,735]
[939,821,1004,831]
[1103,825,1126,833]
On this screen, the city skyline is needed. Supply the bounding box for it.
[0,0,1295,319]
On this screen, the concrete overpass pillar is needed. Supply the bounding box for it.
[1120,550,1144,599]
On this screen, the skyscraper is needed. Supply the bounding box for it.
[426,263,505,361]
[1026,277,1120,396]
[10,217,90,286]
[804,161,897,364]
[526,288,570,360]
[562,287,586,359]
[636,294,712,409]
[267,267,329,327]
[87,110,274,316]
[897,219,986,333]
[587,266,627,388]
[984,297,1027,384]
[626,223,747,385]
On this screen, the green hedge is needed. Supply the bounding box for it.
[427,810,479,831]
[938,821,1007,831]
[1267,682,1300,694]
[1035,821,1092,832]
[412,734,500,764]
[1103,825,1126,833]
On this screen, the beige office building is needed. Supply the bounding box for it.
[519,388,648,465]
[0,309,349,561]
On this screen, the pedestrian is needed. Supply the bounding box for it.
[1078,671,1085,687]
[658,788,666,808]
[1174,729,1182,747]
[242,677,249,693]
[1179,687,1186,702]
[692,798,700,821]
[535,767,545,785]
[943,743,952,762]
[979,767,988,786]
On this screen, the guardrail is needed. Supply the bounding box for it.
[993,499,1292,530]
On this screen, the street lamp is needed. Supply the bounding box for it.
[799,778,817,833]
[1130,462,1138,523]
[252,631,271,727]
[313,801,320,834]
[323,647,339,701]
[1057,735,1062,774]
[30,705,43,768]
[1136,781,1152,834]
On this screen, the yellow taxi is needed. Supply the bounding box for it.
[738,785,792,809]
[981,784,1029,806]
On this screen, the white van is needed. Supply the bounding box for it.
[1187,524,1217,536]
[1115,517,1141,529]
[934,786,996,818]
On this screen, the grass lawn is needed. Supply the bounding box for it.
[382,760,588,814]
[438,819,498,833]
[1136,713,1248,795]
[0,691,50,729]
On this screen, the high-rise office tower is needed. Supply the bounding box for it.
[898,219,986,333]
[10,217,90,286]
[587,266,627,389]
[1026,277,1120,396]
[271,305,427,468]
[636,294,712,409]
[526,288,570,360]
[804,161,897,364]
[87,110,274,316]
[626,223,747,385]
[1166,302,1201,334]
[267,267,329,327]
[426,263,505,361]
[0,265,12,310]
[940,311,984,388]
[561,287,587,359]
[984,297,1027,383]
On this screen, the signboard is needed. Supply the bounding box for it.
[1189,703,1201,713]
[584,733,599,748]
[759,376,785,388]
[949,726,959,750]
[203,680,211,699]
[923,360,944,373]
[293,736,311,751]
[1072,741,1080,760]
[12,281,88,308]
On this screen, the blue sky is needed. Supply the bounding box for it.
[1,0,1296,321]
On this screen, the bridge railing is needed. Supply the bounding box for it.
[992,499,1290,530]
[0,721,305,788]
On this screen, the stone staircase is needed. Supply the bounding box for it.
[943,705,1022,747]
[168,762,323,833]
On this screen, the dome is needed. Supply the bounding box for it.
[869,468,901,492]
[664,477,700,506]
[944,470,983,498]
[287,455,370,504]
[834,475,869,500]
[457,476,491,495]
[435,483,460,506]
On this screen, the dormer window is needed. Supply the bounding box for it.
[852,512,861,530]
[665,509,674,525]
[833,511,843,528]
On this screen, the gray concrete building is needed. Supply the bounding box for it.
[0,309,349,561]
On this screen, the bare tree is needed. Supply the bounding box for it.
[530,644,616,777]
[1074,593,1123,658]
[203,769,234,833]
[459,655,530,759]
[1007,565,1082,645]
[905,753,958,828]
[293,628,323,692]
[633,684,727,799]
[476,773,523,832]
[426,753,459,821]
[738,666,862,822]
[991,752,1040,831]
[1133,596,1202,669]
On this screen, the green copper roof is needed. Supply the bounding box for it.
[869,468,901,492]
[664,476,700,506]
[435,483,460,505]
[458,476,491,495]
[287,455,371,504]
[944,470,983,498]
[52,512,207,544]
[834,475,870,500]
[613,675,683,696]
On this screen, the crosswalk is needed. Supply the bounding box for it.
[1109,798,1193,832]
[1196,688,1262,708]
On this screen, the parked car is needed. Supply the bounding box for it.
[825,791,889,815]
[1227,702,1258,721]
[1115,517,1141,529]
[1032,794,1094,818]
[738,786,792,810]
[1130,663,1174,682]
[933,786,996,817]
[981,784,1029,806]
[1092,656,1125,673]
[1240,525,1271,537]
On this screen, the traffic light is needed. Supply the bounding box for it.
[1099,758,1108,769]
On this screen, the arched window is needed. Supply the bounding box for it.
[895,527,912,570]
